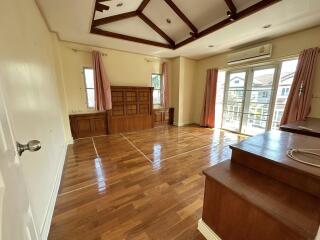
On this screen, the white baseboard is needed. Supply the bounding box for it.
[40,144,67,240]
[198,219,221,240]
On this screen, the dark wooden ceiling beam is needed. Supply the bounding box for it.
[138,13,175,47]
[224,0,237,14]
[91,27,173,49]
[137,0,151,13]
[92,11,137,27]
[163,0,198,35]
[175,0,281,49]
[95,3,110,12]
[90,0,281,50]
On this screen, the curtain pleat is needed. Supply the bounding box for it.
[280,47,319,125]
[200,69,218,128]
[162,62,169,108]
[92,51,112,111]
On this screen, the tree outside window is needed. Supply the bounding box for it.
[151,74,162,106]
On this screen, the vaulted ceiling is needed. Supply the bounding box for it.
[37,0,320,59]
[90,0,280,49]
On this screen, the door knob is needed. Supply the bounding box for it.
[16,140,41,156]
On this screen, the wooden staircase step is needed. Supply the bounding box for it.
[230,131,320,198]
[203,160,320,240]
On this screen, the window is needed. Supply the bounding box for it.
[271,59,298,129]
[281,87,289,96]
[84,68,95,108]
[151,74,162,105]
[214,71,226,128]
[221,59,298,135]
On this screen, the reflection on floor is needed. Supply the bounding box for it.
[49,125,246,240]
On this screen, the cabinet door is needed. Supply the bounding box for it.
[77,118,92,138]
[91,117,107,136]
[154,110,162,126]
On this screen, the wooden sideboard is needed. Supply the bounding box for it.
[153,108,174,126]
[69,112,107,139]
[69,86,175,139]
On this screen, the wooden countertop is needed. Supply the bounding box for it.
[230,131,320,179]
[280,117,320,138]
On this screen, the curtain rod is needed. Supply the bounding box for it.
[70,48,108,56]
[144,58,167,63]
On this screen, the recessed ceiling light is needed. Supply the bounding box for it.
[263,24,272,29]
[208,45,214,48]
[116,2,123,7]
[166,18,172,24]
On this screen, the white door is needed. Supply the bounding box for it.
[0,85,38,239]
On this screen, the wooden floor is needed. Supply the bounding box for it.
[49,125,246,240]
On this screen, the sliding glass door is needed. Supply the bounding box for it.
[241,67,276,135]
[222,66,277,135]
[222,71,247,132]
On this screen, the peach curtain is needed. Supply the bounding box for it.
[162,62,169,108]
[200,69,218,128]
[92,51,112,111]
[280,47,319,125]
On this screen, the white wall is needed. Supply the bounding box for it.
[0,0,67,238]
[59,41,173,114]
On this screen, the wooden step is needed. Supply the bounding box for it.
[230,131,320,198]
[202,160,320,240]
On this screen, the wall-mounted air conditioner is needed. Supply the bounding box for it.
[227,44,272,65]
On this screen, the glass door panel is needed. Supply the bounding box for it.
[271,59,298,129]
[241,67,276,135]
[222,71,247,132]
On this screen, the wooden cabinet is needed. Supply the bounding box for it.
[153,108,174,126]
[107,86,154,134]
[69,87,174,138]
[69,112,107,139]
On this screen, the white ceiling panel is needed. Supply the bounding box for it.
[172,0,229,31]
[94,0,142,19]
[233,0,262,11]
[143,0,191,42]
[97,17,167,43]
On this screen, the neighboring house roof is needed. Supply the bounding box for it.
[229,71,295,87]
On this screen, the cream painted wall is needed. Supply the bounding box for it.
[59,41,172,114]
[171,57,181,125]
[0,0,67,238]
[180,57,197,125]
[193,26,320,124]
[170,57,197,126]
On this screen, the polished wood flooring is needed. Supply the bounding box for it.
[49,125,246,240]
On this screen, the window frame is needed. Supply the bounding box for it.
[83,67,95,109]
[220,58,298,136]
[151,73,163,106]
